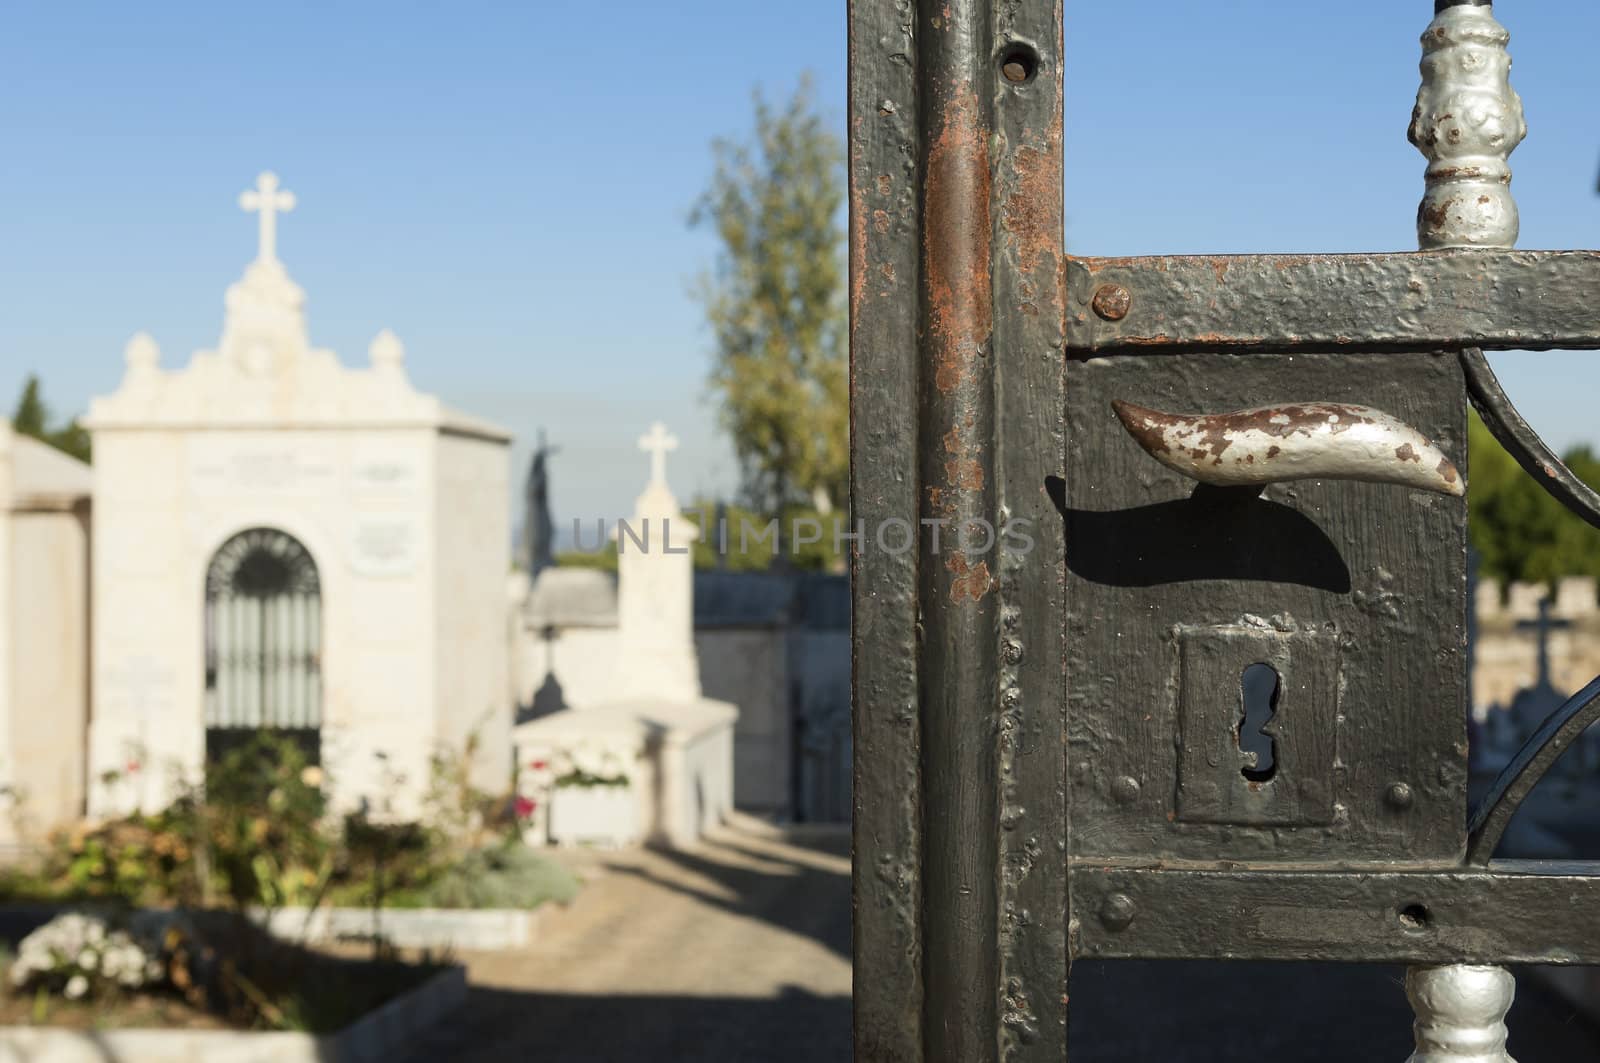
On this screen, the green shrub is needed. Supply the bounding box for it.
[412,843,578,910]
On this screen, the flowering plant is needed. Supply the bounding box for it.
[549,740,631,789]
[8,912,164,1001]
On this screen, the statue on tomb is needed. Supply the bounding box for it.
[524,430,558,577]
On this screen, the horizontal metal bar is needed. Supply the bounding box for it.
[1065,249,1600,353]
[1072,862,1600,965]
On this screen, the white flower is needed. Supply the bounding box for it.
[76,949,98,971]
[64,974,88,1000]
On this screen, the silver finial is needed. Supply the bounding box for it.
[1409,3,1526,250]
[1405,965,1517,1062]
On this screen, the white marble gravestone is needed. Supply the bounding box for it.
[0,424,92,845]
[84,173,513,818]
[514,424,736,848]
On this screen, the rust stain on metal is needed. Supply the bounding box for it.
[876,173,893,197]
[945,457,984,491]
[924,90,993,395]
[874,209,891,235]
[1396,443,1419,463]
[1002,145,1059,271]
[849,120,868,325]
[947,554,994,603]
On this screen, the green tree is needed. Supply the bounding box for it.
[1468,412,1600,590]
[12,377,48,437]
[9,375,91,463]
[691,76,847,518]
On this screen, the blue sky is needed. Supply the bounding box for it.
[1,2,1596,526]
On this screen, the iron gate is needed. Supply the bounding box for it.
[849,1,1600,1059]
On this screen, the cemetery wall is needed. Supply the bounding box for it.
[1473,576,1600,715]
[698,627,791,813]
[514,626,623,711]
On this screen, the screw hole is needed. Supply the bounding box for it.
[999,43,1039,85]
[1399,904,1431,931]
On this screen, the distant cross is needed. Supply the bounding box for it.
[638,422,679,488]
[239,172,296,263]
[1516,596,1573,691]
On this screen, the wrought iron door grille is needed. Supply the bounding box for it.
[203,527,323,759]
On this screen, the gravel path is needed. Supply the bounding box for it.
[406,821,851,1063]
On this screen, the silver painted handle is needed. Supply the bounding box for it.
[1111,400,1463,497]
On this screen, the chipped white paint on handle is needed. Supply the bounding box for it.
[1110,400,1464,496]
[1405,965,1518,1062]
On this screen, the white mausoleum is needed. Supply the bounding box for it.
[84,173,513,818]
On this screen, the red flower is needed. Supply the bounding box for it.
[514,796,537,819]
[528,759,548,771]
[125,760,141,774]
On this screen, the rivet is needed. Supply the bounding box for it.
[1002,640,1024,665]
[1111,776,1141,804]
[1386,782,1415,810]
[1099,893,1136,932]
[998,43,1039,85]
[1091,284,1131,321]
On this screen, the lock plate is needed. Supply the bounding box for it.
[1175,623,1340,827]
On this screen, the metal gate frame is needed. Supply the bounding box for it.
[849,2,1600,1060]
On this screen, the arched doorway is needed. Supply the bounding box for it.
[204,527,322,763]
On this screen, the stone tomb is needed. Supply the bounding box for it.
[84,173,512,818]
[514,424,737,847]
[0,424,92,846]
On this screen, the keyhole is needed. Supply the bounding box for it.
[1239,663,1280,783]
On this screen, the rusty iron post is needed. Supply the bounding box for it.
[852,0,1067,1059]
[913,2,1002,1059]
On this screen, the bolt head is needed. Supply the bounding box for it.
[1111,776,1141,805]
[1092,284,1131,322]
[1099,892,1136,931]
[1386,782,1415,810]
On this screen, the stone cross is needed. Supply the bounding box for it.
[638,422,678,489]
[239,172,296,263]
[1516,596,1572,693]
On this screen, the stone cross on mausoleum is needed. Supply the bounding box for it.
[239,172,296,264]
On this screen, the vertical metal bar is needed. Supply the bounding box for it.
[850,0,927,1053]
[309,593,322,728]
[915,2,1000,1059]
[990,4,1069,1057]
[1408,3,1523,1055]
[853,0,1066,1058]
